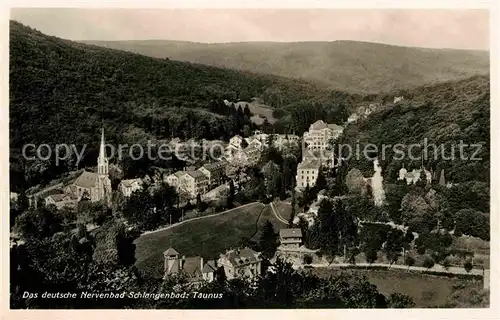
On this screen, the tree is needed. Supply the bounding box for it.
[122,186,171,232]
[384,229,404,265]
[92,220,138,267]
[259,220,278,259]
[387,293,416,308]
[228,180,236,208]
[303,254,313,265]
[365,249,378,264]
[404,255,415,270]
[454,209,489,241]
[14,206,63,240]
[196,193,206,212]
[464,260,473,273]
[262,160,282,199]
[422,255,435,269]
[345,168,366,194]
[442,257,452,270]
[439,169,446,186]
[288,189,297,227]
[243,105,252,118]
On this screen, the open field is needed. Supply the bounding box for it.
[135,202,287,278]
[234,101,277,124]
[311,267,488,307]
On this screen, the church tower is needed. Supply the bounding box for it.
[97,128,112,205]
[98,128,108,176]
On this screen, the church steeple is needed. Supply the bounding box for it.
[98,128,108,176]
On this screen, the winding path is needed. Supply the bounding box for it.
[270,201,289,225]
[303,262,485,276]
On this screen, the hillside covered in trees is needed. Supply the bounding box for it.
[9,20,354,189]
[10,20,339,149]
[83,39,489,93]
[337,74,490,184]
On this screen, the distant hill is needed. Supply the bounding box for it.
[82,40,489,93]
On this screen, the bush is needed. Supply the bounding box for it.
[303,254,313,265]
[387,293,416,308]
[404,255,415,268]
[442,257,452,270]
[423,256,435,269]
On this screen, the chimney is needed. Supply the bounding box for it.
[200,257,204,272]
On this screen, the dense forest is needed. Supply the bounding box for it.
[337,75,490,184]
[10,20,338,150]
[8,21,355,190]
[83,39,489,93]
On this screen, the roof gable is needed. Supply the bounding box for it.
[71,171,98,189]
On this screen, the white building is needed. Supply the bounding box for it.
[198,160,227,186]
[398,166,432,185]
[303,120,343,151]
[179,170,209,198]
[295,159,321,190]
[347,113,359,123]
[229,135,243,148]
[164,171,188,190]
[118,178,143,197]
[394,96,404,103]
[217,248,262,280]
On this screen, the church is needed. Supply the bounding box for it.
[64,128,112,205]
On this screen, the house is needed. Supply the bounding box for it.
[295,159,321,190]
[202,260,218,282]
[163,247,217,283]
[44,193,78,210]
[398,166,432,185]
[10,192,18,202]
[118,178,143,197]
[243,145,261,165]
[273,134,300,149]
[279,228,302,249]
[224,143,241,161]
[303,149,335,169]
[64,129,112,205]
[394,96,404,103]
[198,160,228,186]
[347,113,359,123]
[217,248,262,280]
[246,137,264,151]
[303,120,343,151]
[229,135,243,148]
[164,171,188,190]
[179,170,209,198]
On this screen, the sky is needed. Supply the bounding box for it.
[10,8,489,50]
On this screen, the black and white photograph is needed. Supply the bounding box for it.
[4,4,496,313]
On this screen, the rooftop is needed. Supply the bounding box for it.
[222,247,261,267]
[71,170,99,189]
[163,247,179,256]
[186,170,207,180]
[120,178,142,188]
[280,228,303,238]
[297,159,321,170]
